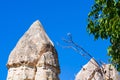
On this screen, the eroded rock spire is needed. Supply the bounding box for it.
[7,20,60,80]
[75,58,120,80]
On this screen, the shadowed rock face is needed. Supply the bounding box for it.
[7,20,60,80]
[75,58,120,80]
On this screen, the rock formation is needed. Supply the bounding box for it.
[7,20,60,80]
[102,64,120,80]
[75,58,120,80]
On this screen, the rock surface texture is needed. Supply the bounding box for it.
[75,58,120,80]
[7,20,60,80]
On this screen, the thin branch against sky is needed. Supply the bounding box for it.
[62,33,101,68]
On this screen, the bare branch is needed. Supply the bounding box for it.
[62,33,101,68]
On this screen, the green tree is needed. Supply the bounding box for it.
[87,0,120,71]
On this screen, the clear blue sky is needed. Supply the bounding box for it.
[0,0,110,80]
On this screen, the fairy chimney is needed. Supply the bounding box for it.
[75,58,120,80]
[6,20,60,80]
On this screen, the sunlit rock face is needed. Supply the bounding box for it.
[7,20,60,80]
[75,58,120,80]
[102,64,120,80]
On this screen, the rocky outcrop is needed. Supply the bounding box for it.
[75,58,120,80]
[102,64,120,80]
[7,20,60,80]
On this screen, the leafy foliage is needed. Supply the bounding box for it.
[87,0,120,71]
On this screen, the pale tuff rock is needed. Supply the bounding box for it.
[75,58,103,80]
[75,58,120,80]
[7,20,60,80]
[102,64,120,80]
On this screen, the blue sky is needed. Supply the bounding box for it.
[0,0,110,80]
